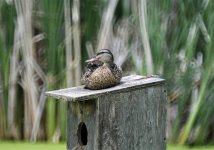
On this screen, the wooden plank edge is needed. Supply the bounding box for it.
[45,78,165,102]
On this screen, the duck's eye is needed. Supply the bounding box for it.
[96,56,101,60]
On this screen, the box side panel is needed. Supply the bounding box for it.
[98,84,166,150]
[67,99,99,150]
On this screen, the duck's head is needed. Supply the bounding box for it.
[86,49,114,65]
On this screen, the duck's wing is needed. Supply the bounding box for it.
[82,60,104,84]
[110,63,122,82]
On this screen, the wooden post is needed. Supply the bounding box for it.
[46,75,166,150]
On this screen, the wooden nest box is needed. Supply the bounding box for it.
[46,75,166,150]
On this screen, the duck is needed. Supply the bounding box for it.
[82,49,122,90]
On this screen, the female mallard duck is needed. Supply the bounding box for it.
[82,49,122,90]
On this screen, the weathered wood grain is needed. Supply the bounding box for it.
[67,100,99,150]
[45,75,165,101]
[97,84,166,150]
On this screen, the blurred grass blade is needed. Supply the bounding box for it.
[185,21,198,60]
[197,14,210,43]
[97,0,118,50]
[30,60,47,141]
[64,0,73,87]
[0,64,6,138]
[138,0,153,74]
[72,0,81,86]
[7,27,20,139]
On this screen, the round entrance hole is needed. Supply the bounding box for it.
[77,122,88,146]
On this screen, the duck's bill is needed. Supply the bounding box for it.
[85,57,97,63]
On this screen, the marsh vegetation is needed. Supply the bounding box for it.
[0,0,214,145]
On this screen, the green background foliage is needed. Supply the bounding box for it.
[0,0,214,146]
